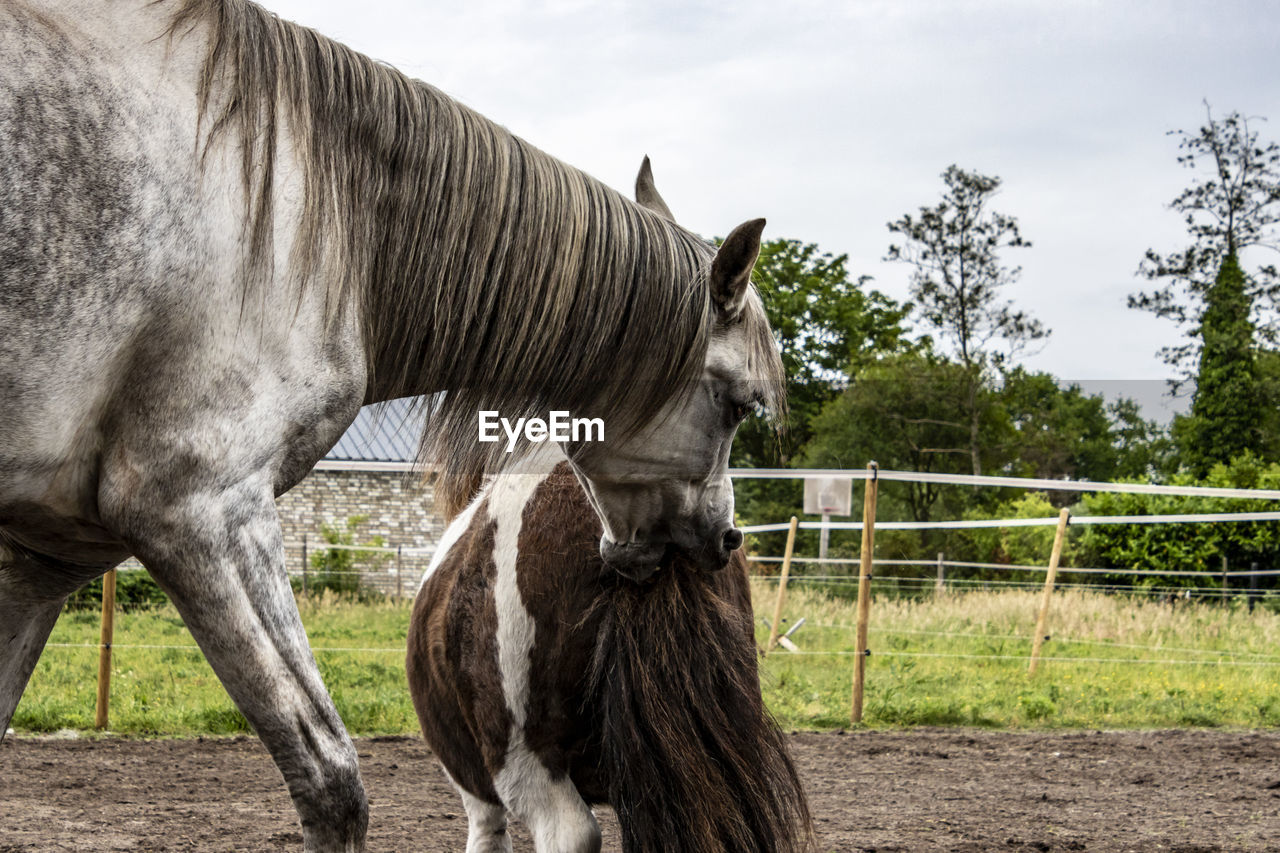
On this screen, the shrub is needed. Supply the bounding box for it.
[297,515,390,599]
[66,569,169,610]
[1076,453,1280,590]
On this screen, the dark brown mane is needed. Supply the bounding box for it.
[498,464,812,852]
[587,551,813,853]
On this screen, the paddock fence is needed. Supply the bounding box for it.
[737,464,1280,721]
[35,464,1280,731]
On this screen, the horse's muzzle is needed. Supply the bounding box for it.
[599,537,668,582]
[686,523,743,572]
[600,525,743,583]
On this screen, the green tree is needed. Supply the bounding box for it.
[734,238,912,469]
[1174,252,1266,475]
[998,370,1169,487]
[731,239,912,549]
[800,353,1014,559]
[886,165,1046,474]
[956,492,1077,579]
[1131,105,1280,378]
[1107,397,1175,480]
[797,358,1175,564]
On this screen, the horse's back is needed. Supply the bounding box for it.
[1,4,202,437]
[1,3,215,344]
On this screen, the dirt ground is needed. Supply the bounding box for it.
[2,729,1278,852]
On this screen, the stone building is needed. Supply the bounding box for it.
[277,398,446,596]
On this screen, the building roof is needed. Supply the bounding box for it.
[324,397,425,466]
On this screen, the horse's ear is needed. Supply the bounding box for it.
[635,156,676,222]
[710,218,765,320]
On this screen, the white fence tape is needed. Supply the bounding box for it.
[728,466,1280,501]
[740,510,1280,534]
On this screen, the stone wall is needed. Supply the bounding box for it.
[113,468,446,597]
[276,469,444,551]
[276,468,446,596]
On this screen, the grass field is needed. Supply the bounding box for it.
[13,582,1280,736]
[754,582,1280,730]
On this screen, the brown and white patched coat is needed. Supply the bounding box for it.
[407,449,812,853]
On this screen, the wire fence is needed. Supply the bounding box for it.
[748,556,1278,602]
[282,540,435,599]
[67,548,1279,653]
[40,464,1280,732]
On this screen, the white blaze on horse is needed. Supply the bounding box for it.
[0,1,784,850]
[408,450,812,853]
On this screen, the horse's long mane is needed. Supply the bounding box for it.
[588,561,814,853]
[165,1,784,510]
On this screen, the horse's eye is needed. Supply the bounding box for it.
[733,402,753,422]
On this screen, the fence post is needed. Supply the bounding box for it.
[765,516,800,653]
[94,569,117,730]
[935,551,945,595]
[1028,508,1070,676]
[301,533,309,598]
[396,545,404,599]
[851,462,879,725]
[1221,555,1228,604]
[1247,562,1259,612]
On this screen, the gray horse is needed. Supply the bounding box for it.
[0,1,783,850]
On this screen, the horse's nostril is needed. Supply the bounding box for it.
[722,527,744,553]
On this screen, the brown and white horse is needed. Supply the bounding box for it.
[407,449,812,853]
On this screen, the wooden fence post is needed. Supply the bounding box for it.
[765,516,800,653]
[1249,562,1259,612]
[94,569,117,730]
[935,551,945,595]
[1028,508,1070,676]
[1221,555,1228,604]
[851,462,879,724]
[301,533,309,598]
[396,545,404,599]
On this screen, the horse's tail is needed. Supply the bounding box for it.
[588,558,813,853]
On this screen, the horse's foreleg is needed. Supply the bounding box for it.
[455,784,513,853]
[113,480,367,853]
[0,598,62,734]
[496,749,600,853]
[0,544,99,735]
[0,573,65,734]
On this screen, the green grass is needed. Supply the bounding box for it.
[755,581,1280,730]
[16,592,418,736]
[13,585,1280,736]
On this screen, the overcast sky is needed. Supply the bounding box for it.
[266,0,1280,418]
